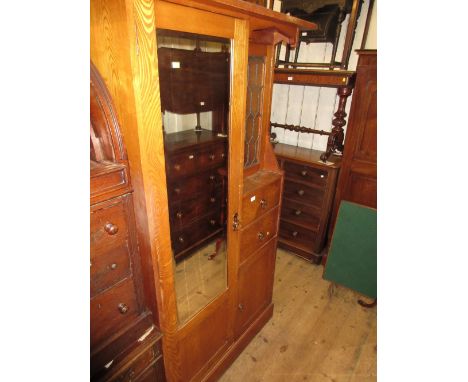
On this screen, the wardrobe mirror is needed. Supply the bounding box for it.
[157,29,231,325]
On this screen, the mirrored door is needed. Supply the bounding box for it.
[156,29,231,324]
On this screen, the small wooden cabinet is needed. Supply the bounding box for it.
[329,50,377,237]
[275,143,341,263]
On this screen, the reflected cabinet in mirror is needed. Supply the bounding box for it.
[157,29,231,325]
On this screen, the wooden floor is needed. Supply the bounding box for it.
[219,248,377,382]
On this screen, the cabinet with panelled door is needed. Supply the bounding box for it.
[91,1,314,380]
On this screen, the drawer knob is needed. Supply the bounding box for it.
[104,223,119,235]
[301,170,308,176]
[210,219,216,226]
[295,209,302,216]
[209,174,215,181]
[174,164,181,171]
[320,174,325,178]
[260,199,267,209]
[174,187,181,194]
[238,303,244,311]
[297,189,305,196]
[178,236,184,243]
[210,197,216,203]
[221,153,225,158]
[176,211,183,219]
[118,303,129,314]
[209,154,215,160]
[110,263,117,270]
[258,232,265,241]
[292,231,298,237]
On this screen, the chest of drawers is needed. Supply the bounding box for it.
[274,143,341,264]
[164,129,227,261]
[90,63,164,381]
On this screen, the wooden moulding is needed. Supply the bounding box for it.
[274,68,356,88]
[160,0,317,47]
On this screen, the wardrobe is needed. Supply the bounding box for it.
[90,1,314,381]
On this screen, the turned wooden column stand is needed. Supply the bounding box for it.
[320,85,353,162]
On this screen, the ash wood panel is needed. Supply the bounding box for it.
[219,249,376,381]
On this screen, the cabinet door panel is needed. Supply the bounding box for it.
[235,240,276,338]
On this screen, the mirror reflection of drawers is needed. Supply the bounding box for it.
[164,130,227,261]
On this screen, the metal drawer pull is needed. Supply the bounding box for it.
[209,219,216,226]
[209,174,215,180]
[104,223,119,235]
[210,197,216,203]
[295,210,302,216]
[209,154,215,160]
[110,263,117,270]
[178,236,184,243]
[118,303,129,314]
[258,232,265,240]
[174,187,181,194]
[260,199,267,209]
[176,212,183,219]
[238,303,244,311]
[301,170,308,176]
[174,164,181,171]
[297,189,305,196]
[292,231,298,237]
[320,174,325,178]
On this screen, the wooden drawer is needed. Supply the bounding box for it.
[239,207,279,264]
[91,277,140,348]
[167,170,224,202]
[134,357,166,382]
[169,188,223,229]
[283,179,324,208]
[281,198,321,231]
[283,161,328,187]
[279,219,318,250]
[171,212,222,256]
[197,143,226,169]
[241,178,281,227]
[91,242,132,297]
[166,143,226,180]
[110,342,162,382]
[91,197,129,255]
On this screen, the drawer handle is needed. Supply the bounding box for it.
[320,174,325,178]
[297,189,305,196]
[174,164,181,171]
[118,303,129,314]
[210,197,216,203]
[174,187,181,194]
[104,223,119,235]
[260,199,267,209]
[209,219,216,226]
[292,231,298,237]
[110,263,117,270]
[258,231,269,241]
[209,154,215,160]
[238,303,244,311]
[221,153,225,158]
[178,236,184,243]
[295,209,302,216]
[301,170,308,176]
[176,211,183,219]
[209,174,215,181]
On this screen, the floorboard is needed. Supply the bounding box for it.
[219,249,377,381]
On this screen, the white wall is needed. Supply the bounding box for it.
[270,0,373,151]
